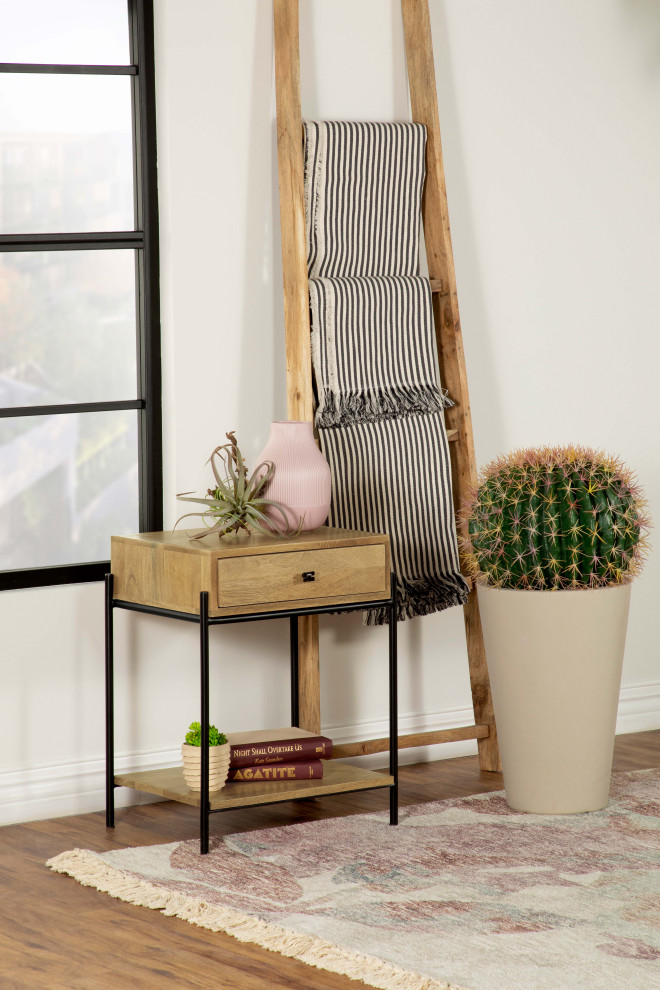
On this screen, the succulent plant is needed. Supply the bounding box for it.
[175,431,298,539]
[460,445,650,590]
[184,722,227,747]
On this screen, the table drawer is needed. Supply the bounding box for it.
[217,544,388,609]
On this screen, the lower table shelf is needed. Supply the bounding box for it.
[115,761,394,811]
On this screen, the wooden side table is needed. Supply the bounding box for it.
[106,527,398,853]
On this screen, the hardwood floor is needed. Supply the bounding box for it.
[1,730,658,990]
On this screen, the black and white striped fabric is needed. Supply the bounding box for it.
[309,275,451,429]
[303,121,469,623]
[320,417,468,624]
[304,121,425,278]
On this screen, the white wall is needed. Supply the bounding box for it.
[2,0,659,825]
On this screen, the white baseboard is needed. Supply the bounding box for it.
[2,681,659,827]
[616,680,660,735]
[0,748,178,828]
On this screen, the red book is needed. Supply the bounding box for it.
[227,761,323,782]
[227,728,333,767]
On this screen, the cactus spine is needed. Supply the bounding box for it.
[461,446,649,590]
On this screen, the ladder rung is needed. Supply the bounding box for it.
[429,278,445,294]
[332,723,490,759]
[446,428,458,442]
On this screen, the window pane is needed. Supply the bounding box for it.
[0,0,130,66]
[0,74,134,233]
[0,409,138,569]
[0,250,137,407]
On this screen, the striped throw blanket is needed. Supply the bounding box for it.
[304,121,425,278]
[304,121,469,623]
[308,275,451,429]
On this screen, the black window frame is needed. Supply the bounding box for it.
[0,0,162,592]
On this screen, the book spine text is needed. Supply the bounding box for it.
[227,761,324,782]
[230,736,332,767]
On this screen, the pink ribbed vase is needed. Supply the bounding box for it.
[256,421,331,532]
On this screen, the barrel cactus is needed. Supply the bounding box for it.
[460,445,649,590]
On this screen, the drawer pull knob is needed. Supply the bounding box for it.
[302,571,316,582]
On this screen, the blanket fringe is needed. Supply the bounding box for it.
[316,386,453,429]
[365,575,470,626]
[46,849,466,990]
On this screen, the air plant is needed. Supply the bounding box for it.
[459,445,650,590]
[175,431,298,539]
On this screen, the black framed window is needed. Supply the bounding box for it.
[0,0,162,591]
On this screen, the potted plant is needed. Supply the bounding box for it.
[181,721,230,792]
[460,445,649,814]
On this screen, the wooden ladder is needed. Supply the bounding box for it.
[273,0,500,773]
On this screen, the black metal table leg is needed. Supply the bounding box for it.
[388,573,398,826]
[105,573,115,828]
[200,591,210,854]
[290,616,299,727]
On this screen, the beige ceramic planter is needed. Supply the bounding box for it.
[477,583,631,814]
[181,742,231,792]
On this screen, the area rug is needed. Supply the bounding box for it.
[47,769,660,990]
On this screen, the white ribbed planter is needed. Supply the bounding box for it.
[478,583,632,814]
[181,743,231,792]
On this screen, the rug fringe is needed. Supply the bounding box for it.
[46,849,468,990]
